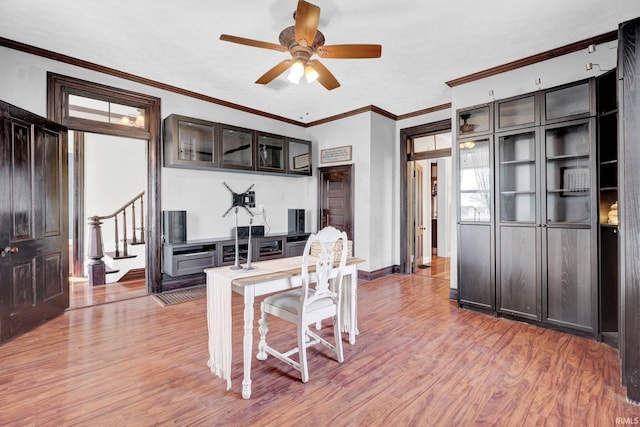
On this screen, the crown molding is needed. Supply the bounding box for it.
[445,30,617,87]
[4,33,614,127]
[0,36,450,128]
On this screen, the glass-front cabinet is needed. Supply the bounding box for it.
[287,138,312,176]
[256,132,285,172]
[457,78,597,335]
[496,94,538,132]
[495,128,539,320]
[498,130,537,223]
[543,81,592,124]
[544,120,592,224]
[163,114,218,169]
[457,133,494,311]
[458,137,492,222]
[163,113,312,176]
[220,125,254,170]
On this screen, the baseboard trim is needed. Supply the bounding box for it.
[358,265,399,281]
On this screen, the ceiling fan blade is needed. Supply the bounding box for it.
[318,44,382,59]
[294,0,320,47]
[309,60,340,90]
[255,59,293,85]
[220,34,287,52]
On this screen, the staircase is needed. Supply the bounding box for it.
[87,191,146,286]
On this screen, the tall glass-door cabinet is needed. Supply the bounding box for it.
[457,79,598,335]
[457,104,495,311]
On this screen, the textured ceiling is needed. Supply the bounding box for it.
[2,0,640,123]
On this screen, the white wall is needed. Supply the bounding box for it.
[84,133,147,253]
[369,113,397,271]
[306,113,371,267]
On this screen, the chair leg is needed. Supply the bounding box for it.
[333,314,344,363]
[298,324,309,383]
[257,312,268,361]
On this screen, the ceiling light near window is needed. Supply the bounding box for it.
[287,61,305,84]
[459,141,476,149]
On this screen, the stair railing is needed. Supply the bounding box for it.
[87,191,145,286]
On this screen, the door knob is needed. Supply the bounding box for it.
[1,246,18,257]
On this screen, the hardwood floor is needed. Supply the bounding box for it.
[69,276,147,309]
[1,271,638,425]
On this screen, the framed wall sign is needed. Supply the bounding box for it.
[321,145,352,163]
[293,152,310,170]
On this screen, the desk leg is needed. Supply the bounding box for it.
[242,288,255,399]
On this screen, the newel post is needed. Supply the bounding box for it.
[87,216,106,286]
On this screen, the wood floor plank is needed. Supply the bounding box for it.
[0,259,638,425]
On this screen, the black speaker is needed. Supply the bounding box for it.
[162,210,187,243]
[288,209,305,234]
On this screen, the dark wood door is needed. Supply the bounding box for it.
[0,100,68,344]
[318,165,353,240]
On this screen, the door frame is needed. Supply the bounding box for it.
[47,73,162,293]
[400,119,451,274]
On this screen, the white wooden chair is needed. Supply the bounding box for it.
[256,226,349,383]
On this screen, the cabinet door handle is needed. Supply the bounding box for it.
[182,251,211,257]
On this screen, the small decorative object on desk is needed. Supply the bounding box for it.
[607,201,618,225]
[310,239,353,261]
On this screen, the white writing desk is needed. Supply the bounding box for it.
[206,256,364,399]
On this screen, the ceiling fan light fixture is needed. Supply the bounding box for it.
[287,61,305,84]
[304,65,319,83]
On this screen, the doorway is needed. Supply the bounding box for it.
[400,120,452,275]
[68,131,148,308]
[47,73,162,307]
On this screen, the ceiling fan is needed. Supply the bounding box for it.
[219,0,382,90]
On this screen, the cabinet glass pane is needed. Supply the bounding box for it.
[499,132,535,222]
[258,134,284,170]
[178,121,214,162]
[222,128,253,167]
[288,140,311,174]
[459,139,491,221]
[459,106,490,135]
[546,123,590,158]
[546,160,590,223]
[545,83,590,121]
[498,96,535,128]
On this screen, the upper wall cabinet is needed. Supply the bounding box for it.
[163,114,312,176]
[163,114,218,169]
[256,132,285,173]
[458,103,493,137]
[496,93,539,132]
[286,138,312,176]
[220,124,254,171]
[542,79,594,124]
